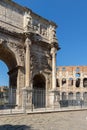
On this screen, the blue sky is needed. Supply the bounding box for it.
[0,0,87,86]
[13,0,87,66]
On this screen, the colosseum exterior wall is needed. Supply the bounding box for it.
[56,66,87,101]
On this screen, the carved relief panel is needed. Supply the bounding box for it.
[31,43,51,73]
[23,12,57,43]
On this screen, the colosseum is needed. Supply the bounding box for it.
[56,66,87,107]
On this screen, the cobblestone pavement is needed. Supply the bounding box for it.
[0,110,87,130]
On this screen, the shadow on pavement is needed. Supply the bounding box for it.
[0,124,34,130]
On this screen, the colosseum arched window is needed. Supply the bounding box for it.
[75,73,80,78]
[76,67,80,73]
[62,78,66,86]
[62,67,66,71]
[76,78,80,87]
[68,78,73,86]
[76,92,81,100]
[83,78,87,87]
[83,92,87,100]
[68,92,73,100]
[56,78,60,87]
[62,92,67,100]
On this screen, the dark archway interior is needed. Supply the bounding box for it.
[83,78,87,87]
[33,74,45,89]
[76,78,80,87]
[33,74,46,108]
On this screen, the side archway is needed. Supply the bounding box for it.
[0,45,17,87]
[33,74,46,89]
[32,74,46,108]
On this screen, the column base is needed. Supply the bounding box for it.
[22,87,33,110]
[49,90,60,108]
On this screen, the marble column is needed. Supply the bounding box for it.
[51,46,57,90]
[25,37,31,88]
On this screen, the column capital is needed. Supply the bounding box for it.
[25,37,31,48]
[50,46,57,55]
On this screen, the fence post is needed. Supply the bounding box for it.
[10,87,12,114]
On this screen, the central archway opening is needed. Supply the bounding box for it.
[33,74,46,108]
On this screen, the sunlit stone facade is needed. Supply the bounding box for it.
[0,0,59,108]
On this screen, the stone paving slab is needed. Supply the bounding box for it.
[0,110,87,130]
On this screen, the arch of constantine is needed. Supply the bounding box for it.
[0,0,59,109]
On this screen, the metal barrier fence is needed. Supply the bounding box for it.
[0,88,16,110]
[0,88,87,114]
[23,89,87,112]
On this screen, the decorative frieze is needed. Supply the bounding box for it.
[24,12,57,44]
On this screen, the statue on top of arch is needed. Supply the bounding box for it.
[49,25,57,43]
[24,11,33,33]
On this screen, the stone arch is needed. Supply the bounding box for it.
[83,92,87,100]
[68,78,73,86]
[0,44,17,87]
[32,74,46,108]
[83,78,87,87]
[76,78,80,88]
[83,92,87,106]
[76,92,81,106]
[68,92,73,106]
[68,92,73,100]
[62,92,67,100]
[76,92,81,100]
[7,43,24,67]
[33,74,46,89]
[62,78,66,86]
[76,67,80,73]
[0,43,19,107]
[56,78,60,87]
[0,45,17,69]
